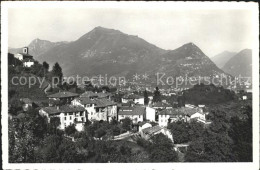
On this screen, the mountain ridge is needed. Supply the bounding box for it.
[8,26,233,87]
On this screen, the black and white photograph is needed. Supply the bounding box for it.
[1,1,259,170]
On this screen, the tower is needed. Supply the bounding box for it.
[23,47,29,54]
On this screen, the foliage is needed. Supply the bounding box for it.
[42,61,49,71]
[183,83,236,105]
[52,62,63,85]
[152,87,161,103]
[168,121,190,144]
[144,90,149,105]
[121,117,132,131]
[65,124,77,136]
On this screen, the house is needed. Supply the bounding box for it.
[122,94,144,105]
[158,107,204,126]
[158,109,185,127]
[14,47,33,61]
[72,97,117,122]
[20,98,32,111]
[152,102,172,110]
[140,125,173,142]
[146,106,156,122]
[138,122,152,132]
[185,104,196,108]
[80,91,111,100]
[47,91,79,104]
[39,104,87,131]
[94,98,117,122]
[118,106,145,124]
[23,58,34,67]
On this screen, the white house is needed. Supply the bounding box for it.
[72,97,117,122]
[118,106,145,124]
[190,112,206,121]
[145,106,156,122]
[23,58,34,67]
[140,125,173,142]
[138,122,152,132]
[122,94,144,105]
[47,91,80,104]
[14,47,33,61]
[39,104,87,131]
[185,104,196,108]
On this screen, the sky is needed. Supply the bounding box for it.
[8,5,254,57]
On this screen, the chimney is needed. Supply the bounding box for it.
[23,47,29,54]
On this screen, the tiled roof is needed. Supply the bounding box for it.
[23,58,34,62]
[19,53,33,57]
[80,91,98,98]
[158,107,202,117]
[94,98,116,107]
[152,102,171,108]
[20,98,32,104]
[47,91,79,98]
[123,94,143,99]
[42,105,85,115]
[80,91,111,99]
[118,106,145,116]
[76,97,96,104]
[142,125,163,135]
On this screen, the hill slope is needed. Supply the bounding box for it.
[222,49,252,77]
[211,51,236,68]
[9,27,232,87]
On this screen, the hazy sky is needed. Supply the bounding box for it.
[8,7,254,57]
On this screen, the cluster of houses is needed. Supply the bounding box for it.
[13,47,35,67]
[31,89,210,142]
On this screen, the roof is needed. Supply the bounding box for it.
[138,122,151,127]
[18,53,33,57]
[80,91,98,98]
[142,125,163,135]
[20,98,32,104]
[152,102,171,108]
[42,105,85,115]
[75,97,96,104]
[158,107,203,117]
[47,91,79,98]
[118,106,145,116]
[94,98,116,107]
[80,91,111,98]
[23,58,34,62]
[123,94,143,99]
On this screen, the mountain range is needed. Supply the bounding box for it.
[222,49,252,77]
[9,26,251,86]
[211,51,237,68]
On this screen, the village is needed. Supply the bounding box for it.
[8,47,252,157]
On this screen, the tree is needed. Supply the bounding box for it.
[43,61,49,70]
[144,90,149,105]
[185,139,206,162]
[152,87,161,103]
[52,62,63,85]
[149,133,178,162]
[188,120,204,141]
[48,117,61,135]
[84,80,94,91]
[229,105,252,161]
[168,121,190,144]
[121,117,132,131]
[65,124,77,136]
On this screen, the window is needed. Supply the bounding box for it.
[64,117,66,120]
[70,116,72,120]
[139,115,141,118]
[80,112,83,116]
